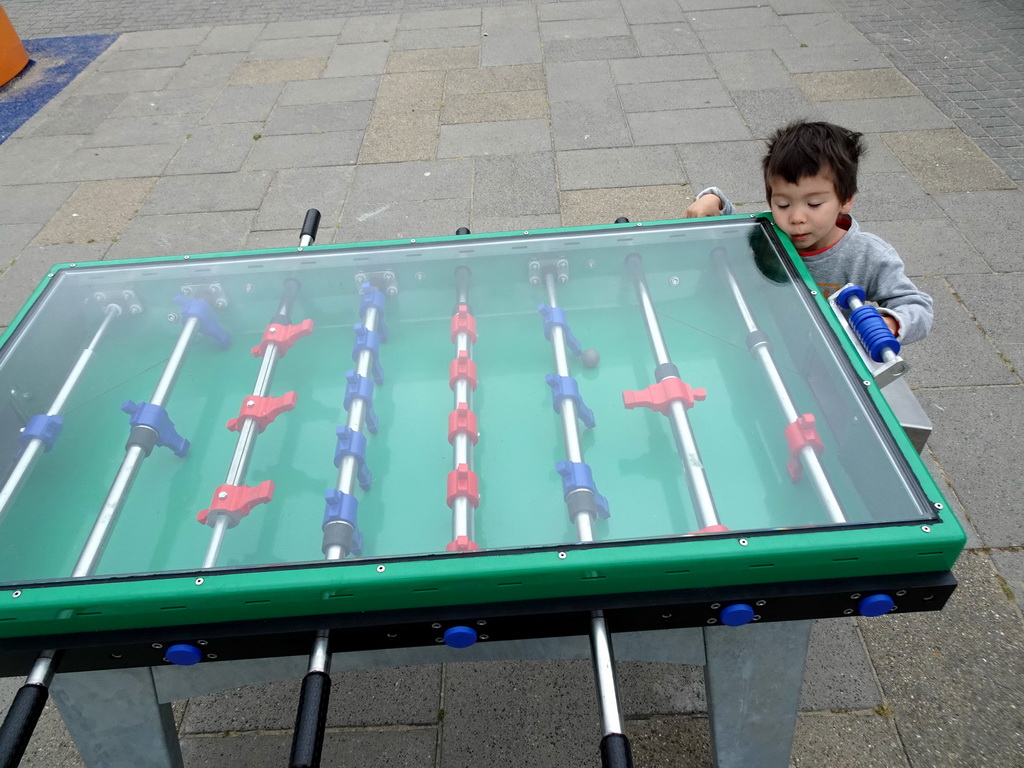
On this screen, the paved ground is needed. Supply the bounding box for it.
[1,0,1023,766]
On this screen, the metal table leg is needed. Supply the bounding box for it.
[49,667,182,768]
[703,619,812,768]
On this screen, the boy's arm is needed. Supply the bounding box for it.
[684,187,738,217]
[866,247,933,345]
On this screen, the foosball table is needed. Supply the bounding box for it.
[0,213,965,768]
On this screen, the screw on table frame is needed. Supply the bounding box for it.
[537,265,633,768]
[713,247,846,524]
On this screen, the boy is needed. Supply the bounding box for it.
[684,121,932,344]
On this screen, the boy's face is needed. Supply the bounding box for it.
[766,171,854,254]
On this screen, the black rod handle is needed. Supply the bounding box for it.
[600,733,634,768]
[0,684,48,768]
[300,209,321,245]
[289,671,331,768]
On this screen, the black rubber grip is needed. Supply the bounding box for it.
[746,330,771,352]
[301,209,321,242]
[599,733,634,768]
[125,425,157,457]
[455,227,471,235]
[0,684,48,768]
[321,522,354,557]
[654,363,680,382]
[289,671,331,768]
[614,217,630,223]
[566,489,597,523]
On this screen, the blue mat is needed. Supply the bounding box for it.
[0,34,118,144]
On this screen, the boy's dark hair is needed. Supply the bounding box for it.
[762,121,864,204]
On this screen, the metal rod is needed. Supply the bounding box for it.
[539,270,629,756]
[717,255,846,524]
[72,315,202,578]
[627,255,722,530]
[0,304,121,523]
[204,284,300,567]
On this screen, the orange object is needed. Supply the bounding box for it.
[0,4,29,87]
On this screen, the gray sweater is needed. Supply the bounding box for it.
[700,188,933,344]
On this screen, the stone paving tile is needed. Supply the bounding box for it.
[348,159,471,204]
[709,50,796,92]
[323,44,390,78]
[373,71,444,115]
[781,12,867,47]
[51,142,180,182]
[195,23,264,54]
[791,711,911,767]
[0,243,112,326]
[439,659,599,768]
[164,52,246,91]
[946,273,1024,362]
[392,28,481,51]
[774,42,892,74]
[881,129,1016,194]
[916,388,1024,548]
[472,152,558,217]
[799,618,881,711]
[626,716,712,767]
[629,107,751,146]
[203,83,284,124]
[263,102,373,135]
[104,210,254,259]
[245,130,362,170]
[181,728,437,768]
[441,91,547,124]
[542,36,639,63]
[481,32,544,67]
[75,67,177,96]
[631,24,703,57]
[339,14,399,44]
[446,64,545,95]
[859,551,1024,766]
[482,5,537,31]
[259,19,346,39]
[0,183,77,226]
[989,550,1024,614]
[676,140,767,204]
[115,26,211,51]
[559,184,693,227]
[896,277,1017,390]
[920,448,983,550]
[251,166,353,232]
[620,0,685,24]
[386,47,479,73]
[537,1,622,22]
[245,36,337,62]
[165,122,261,175]
[609,54,715,85]
[687,6,783,30]
[933,190,1024,273]
[470,214,561,233]
[338,198,471,242]
[278,77,380,106]
[23,93,127,137]
[546,60,614,103]
[142,170,274,216]
[97,45,195,73]
[359,113,439,164]
[860,219,991,277]
[540,17,629,40]
[617,79,732,113]
[557,146,685,190]
[30,177,157,245]
[230,56,327,85]
[0,224,42,262]
[82,113,198,148]
[731,88,819,140]
[111,87,221,117]
[794,68,920,102]
[399,8,481,30]
[550,99,631,150]
[817,96,953,133]
[437,119,551,158]
[853,172,943,222]
[616,661,704,716]
[697,26,799,53]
